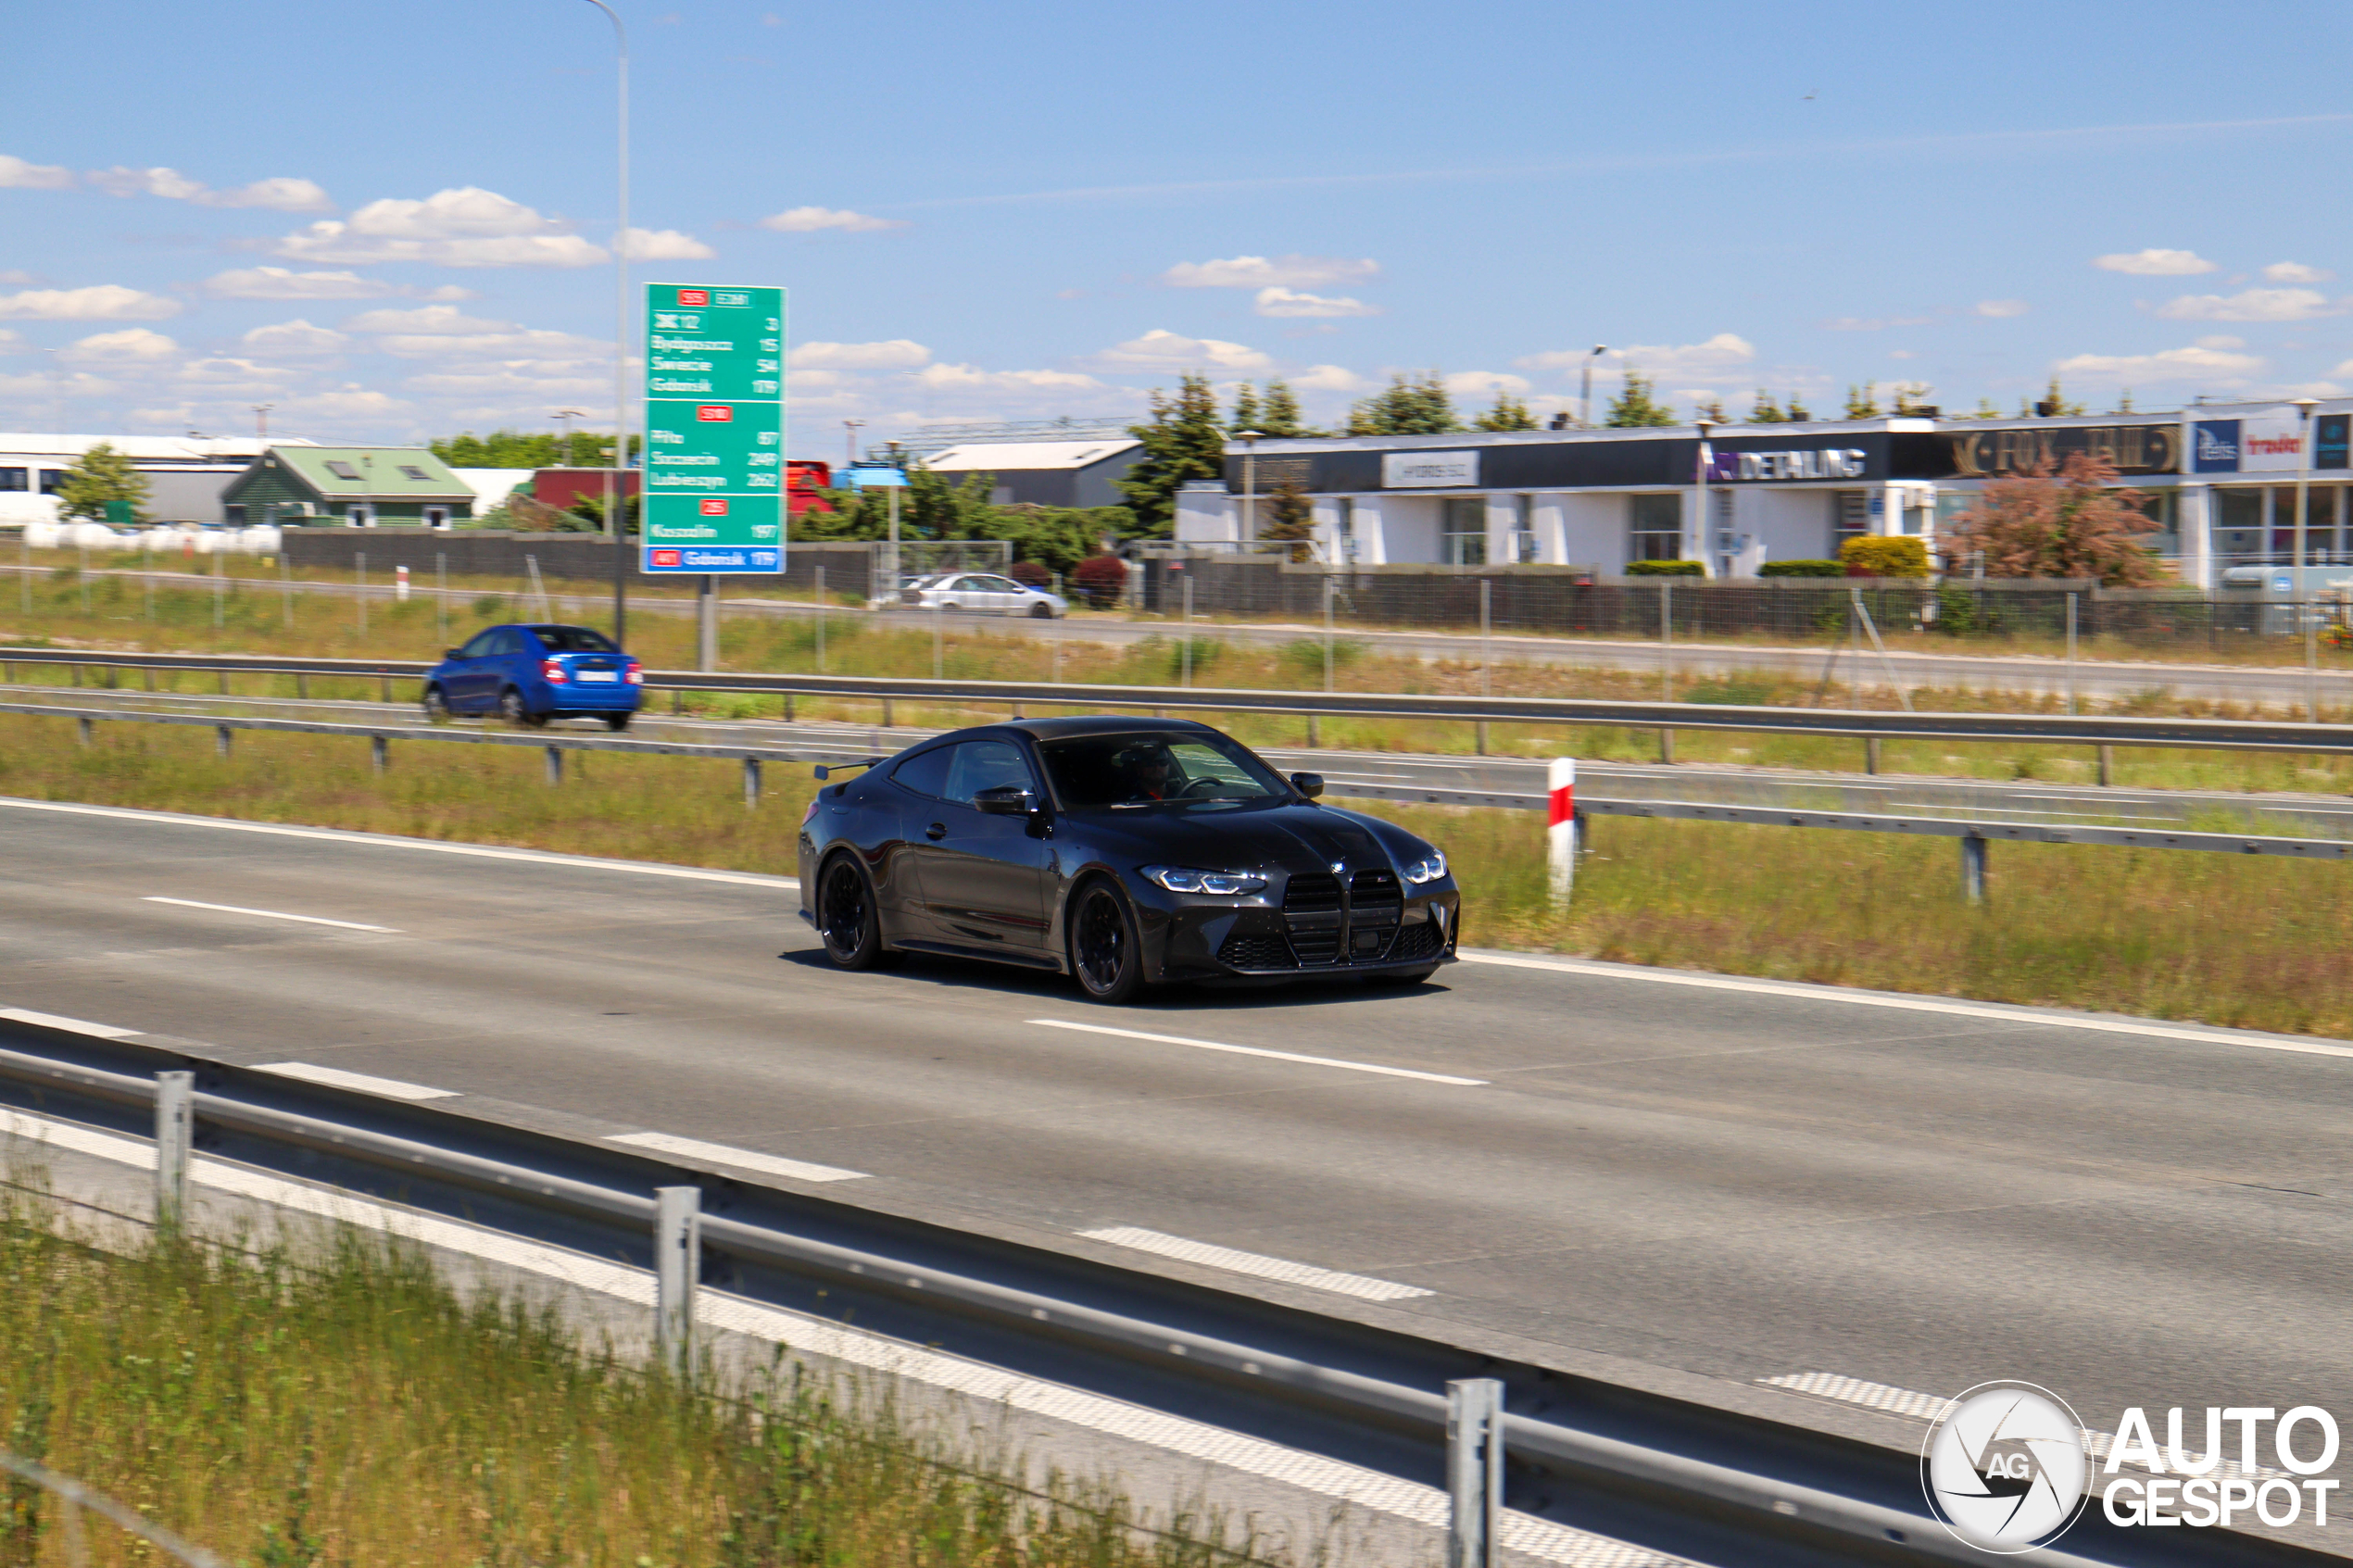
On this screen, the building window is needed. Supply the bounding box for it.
[423,506,450,528]
[1832,492,1869,553]
[2214,487,2263,565]
[1336,497,1357,563]
[1442,497,1486,566]
[346,504,371,526]
[225,505,247,525]
[1629,493,1681,560]
[38,470,63,495]
[2134,489,2179,557]
[1512,495,1537,563]
[0,468,25,492]
[398,465,431,482]
[326,460,362,481]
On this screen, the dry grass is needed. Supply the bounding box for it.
[0,1192,1279,1568]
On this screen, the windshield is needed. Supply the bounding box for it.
[1039,732,1291,808]
[530,625,619,652]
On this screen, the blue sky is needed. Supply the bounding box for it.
[4,0,2351,458]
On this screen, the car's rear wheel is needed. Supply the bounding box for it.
[603,713,631,732]
[1068,880,1145,1004]
[817,853,897,971]
[422,684,452,724]
[497,688,546,728]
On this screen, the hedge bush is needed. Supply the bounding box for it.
[1839,536,1931,577]
[1069,552,1128,608]
[1758,559,1844,578]
[1624,559,1705,577]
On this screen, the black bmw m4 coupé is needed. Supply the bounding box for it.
[797,717,1459,1003]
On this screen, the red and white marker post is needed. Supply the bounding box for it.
[1546,756,1577,905]
[395,564,410,603]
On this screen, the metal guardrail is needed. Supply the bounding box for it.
[4,646,2350,756]
[7,700,2353,877]
[0,1010,2285,1568]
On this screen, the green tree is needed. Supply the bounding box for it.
[1942,453,2168,586]
[1258,379,1309,437]
[1892,383,1936,416]
[1260,483,1317,561]
[1785,393,1813,421]
[2037,376,2086,417]
[1692,395,1729,423]
[1843,383,1881,419]
[1473,391,1538,432]
[1347,372,1460,434]
[1746,389,1788,424]
[56,442,152,524]
[1117,373,1228,536]
[1228,382,1262,433]
[1604,370,1679,427]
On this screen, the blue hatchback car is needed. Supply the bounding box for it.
[422,622,643,730]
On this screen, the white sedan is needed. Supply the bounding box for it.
[897,572,1068,618]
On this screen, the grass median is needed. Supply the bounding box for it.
[4,711,2347,1040]
[6,566,2353,798]
[0,1187,1277,1568]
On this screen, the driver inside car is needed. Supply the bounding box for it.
[1117,745,1179,802]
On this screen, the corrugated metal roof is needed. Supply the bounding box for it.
[924,439,1140,472]
[0,433,308,467]
[265,445,472,499]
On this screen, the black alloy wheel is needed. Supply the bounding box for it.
[1068,880,1144,1004]
[1028,602,1053,619]
[603,713,631,732]
[421,685,452,724]
[497,688,546,728]
[817,854,895,971]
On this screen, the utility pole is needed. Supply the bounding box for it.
[578,0,630,647]
[553,408,587,468]
[1581,345,1608,427]
[843,419,866,474]
[253,404,272,441]
[1236,429,1263,543]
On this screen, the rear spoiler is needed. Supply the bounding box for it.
[812,758,884,780]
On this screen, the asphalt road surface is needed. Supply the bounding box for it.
[6,794,2353,1514]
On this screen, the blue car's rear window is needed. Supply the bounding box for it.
[529,625,619,652]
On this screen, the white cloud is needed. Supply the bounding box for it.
[1442,370,1531,398]
[1092,328,1271,371]
[0,155,73,191]
[911,363,1104,393]
[401,367,612,397]
[2195,334,2246,349]
[88,166,332,211]
[1821,315,1931,331]
[616,227,715,261]
[0,284,182,320]
[2153,287,2343,322]
[59,328,181,363]
[378,331,606,361]
[1518,333,1755,383]
[2264,261,2335,284]
[1975,299,2031,318]
[787,339,930,370]
[339,305,514,335]
[1290,364,1371,394]
[201,267,396,300]
[0,329,21,354]
[274,187,607,268]
[1253,286,1378,319]
[241,320,349,355]
[2050,344,2264,382]
[2094,248,2216,276]
[759,206,901,233]
[1160,255,1378,290]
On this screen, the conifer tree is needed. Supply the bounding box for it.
[1785,393,1813,421]
[1604,370,1679,428]
[1258,379,1309,437]
[1117,372,1228,535]
[1261,483,1317,561]
[1843,383,1881,419]
[1229,382,1262,433]
[1747,389,1787,424]
[1473,392,1539,431]
[1347,372,1461,434]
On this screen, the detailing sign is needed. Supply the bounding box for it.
[2239,406,2307,472]
[1381,450,1479,488]
[2193,420,2243,473]
[642,282,786,575]
[1707,447,1869,482]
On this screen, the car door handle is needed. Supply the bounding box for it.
[926,822,947,840]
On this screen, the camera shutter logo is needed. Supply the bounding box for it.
[1921,1383,2090,1553]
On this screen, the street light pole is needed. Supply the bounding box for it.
[1582,345,1608,427]
[580,0,630,646]
[1236,429,1263,544]
[843,419,865,474]
[2291,396,2320,575]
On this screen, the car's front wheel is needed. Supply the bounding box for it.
[1029,602,1053,619]
[816,853,898,971]
[1068,879,1145,1004]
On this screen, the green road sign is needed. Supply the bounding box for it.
[642,282,786,574]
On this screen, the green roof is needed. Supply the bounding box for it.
[260,445,472,501]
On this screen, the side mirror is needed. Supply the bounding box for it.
[1290,772,1325,799]
[812,765,831,781]
[444,647,461,659]
[974,784,1038,817]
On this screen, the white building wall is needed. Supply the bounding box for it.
[1348,496,1390,564]
[1377,496,1442,565]
[1172,486,1238,545]
[1485,496,1522,565]
[1552,493,1623,569]
[1747,488,1834,564]
[2178,483,2213,590]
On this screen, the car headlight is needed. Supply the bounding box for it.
[1403,850,1448,884]
[1141,865,1267,896]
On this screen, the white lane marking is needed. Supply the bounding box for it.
[251,1061,459,1101]
[0,797,799,891]
[1029,1019,1487,1086]
[1079,1226,1434,1302]
[606,1130,867,1183]
[1459,949,2353,1061]
[0,1007,141,1039]
[1762,1372,2284,1483]
[0,1104,1681,1568]
[144,896,400,934]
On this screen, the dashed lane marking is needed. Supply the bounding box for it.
[1029,1019,1487,1086]
[145,896,400,933]
[251,1062,459,1101]
[606,1130,868,1183]
[1078,1226,1434,1301]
